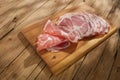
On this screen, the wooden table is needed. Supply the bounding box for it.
[0,0,120,80]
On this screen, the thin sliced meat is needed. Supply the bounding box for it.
[36,34,66,51]
[47,41,70,52]
[43,20,68,38]
[36,12,110,52]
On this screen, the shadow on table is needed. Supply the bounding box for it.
[18,32,52,77]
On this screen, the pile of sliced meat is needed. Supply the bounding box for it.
[36,12,110,52]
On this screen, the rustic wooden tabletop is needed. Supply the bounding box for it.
[0,0,120,80]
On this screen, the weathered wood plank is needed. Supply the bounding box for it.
[0,45,41,80]
[109,34,120,80]
[59,57,85,80]
[26,61,46,80]
[0,0,22,39]
[0,0,21,16]
[73,39,109,80]
[0,0,48,74]
[86,33,119,80]
[0,0,48,39]
[108,1,120,79]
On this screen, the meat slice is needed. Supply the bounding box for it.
[57,13,94,42]
[46,41,70,52]
[43,20,69,39]
[36,34,66,51]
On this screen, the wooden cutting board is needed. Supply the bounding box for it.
[21,3,117,75]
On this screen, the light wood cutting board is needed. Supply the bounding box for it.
[21,3,117,75]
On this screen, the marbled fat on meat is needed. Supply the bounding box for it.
[36,12,110,52]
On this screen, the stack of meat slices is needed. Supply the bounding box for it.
[36,12,110,52]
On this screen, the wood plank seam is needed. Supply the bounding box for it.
[71,55,88,79]
[107,32,120,80]
[0,19,16,39]
[0,0,23,16]
[16,0,49,27]
[0,28,14,40]
[34,65,47,80]
[107,0,120,19]
[26,60,42,80]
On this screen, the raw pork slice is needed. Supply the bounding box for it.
[36,34,66,51]
[36,12,110,52]
[46,41,70,52]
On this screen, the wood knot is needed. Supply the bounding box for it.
[117,66,120,72]
[12,17,17,22]
[52,56,56,59]
[8,37,12,41]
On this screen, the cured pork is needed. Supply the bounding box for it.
[37,12,110,52]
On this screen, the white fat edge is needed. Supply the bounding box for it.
[94,16,102,33]
[61,25,72,32]
[67,29,80,42]
[83,24,92,37]
[57,17,64,25]
[98,16,110,30]
[82,14,93,36]
[47,36,59,48]
[39,35,52,46]
[84,13,96,35]
[104,28,109,33]
[57,13,73,25]
[88,17,97,35]
[89,21,96,35]
[73,25,82,39]
[68,35,78,42]
[87,13,102,34]
[98,17,109,33]
[90,15,100,33]
[70,14,87,39]
[46,47,59,52]
[54,41,71,49]
[87,13,96,28]
[73,14,91,38]
[60,30,69,37]
[43,20,51,31]
[60,26,78,42]
[77,13,94,37]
